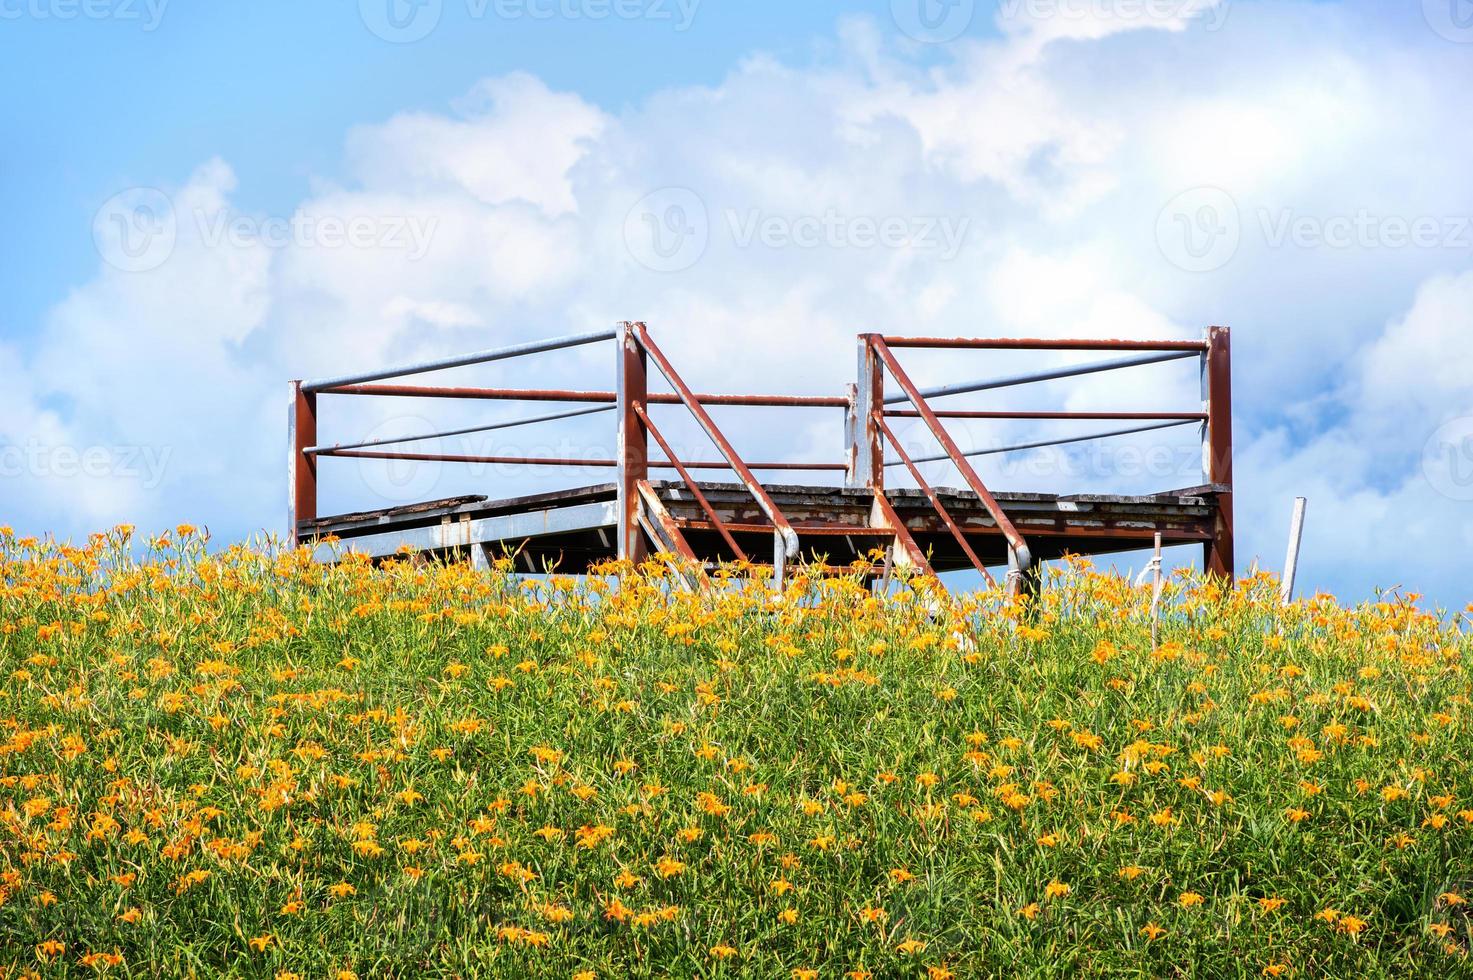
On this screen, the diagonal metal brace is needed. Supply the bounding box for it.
[867,335,1033,573]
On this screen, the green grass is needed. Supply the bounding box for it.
[0,528,1471,978]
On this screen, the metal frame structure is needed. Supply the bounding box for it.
[289,322,1233,590]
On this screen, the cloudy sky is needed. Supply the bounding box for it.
[2,0,1470,605]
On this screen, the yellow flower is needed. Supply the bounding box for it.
[1044,880,1070,900]
[249,934,273,952]
[1179,892,1205,908]
[1140,923,1166,941]
[709,945,737,960]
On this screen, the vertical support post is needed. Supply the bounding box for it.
[1008,546,1042,604]
[853,335,884,491]
[1150,531,1164,650]
[1281,497,1307,604]
[1202,326,1234,580]
[843,383,860,487]
[288,381,317,547]
[616,321,649,565]
[772,529,787,592]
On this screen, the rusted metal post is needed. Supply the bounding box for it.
[616,322,650,565]
[853,336,884,491]
[1202,326,1234,580]
[287,381,317,547]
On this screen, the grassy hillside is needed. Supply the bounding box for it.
[1,527,1471,977]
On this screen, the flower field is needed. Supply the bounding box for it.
[2,527,1472,978]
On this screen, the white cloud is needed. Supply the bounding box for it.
[345,72,609,216]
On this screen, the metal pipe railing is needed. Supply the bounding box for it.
[882,350,1199,405]
[885,410,1207,422]
[314,449,844,471]
[883,419,1198,467]
[301,328,617,392]
[316,384,847,408]
[304,405,615,456]
[880,336,1209,352]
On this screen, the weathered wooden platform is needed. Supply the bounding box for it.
[303,481,1227,573]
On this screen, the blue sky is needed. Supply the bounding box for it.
[2,1,874,331]
[2,0,1471,606]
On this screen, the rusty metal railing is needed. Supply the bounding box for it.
[288,323,855,574]
[853,330,1233,589]
[290,323,1233,586]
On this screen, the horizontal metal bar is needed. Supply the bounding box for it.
[301,328,617,392]
[304,405,616,455]
[318,384,847,408]
[663,461,848,472]
[880,336,1209,352]
[321,384,616,402]
[318,449,846,471]
[682,393,849,408]
[320,450,616,467]
[882,350,1200,404]
[885,410,1209,421]
[883,418,1196,468]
